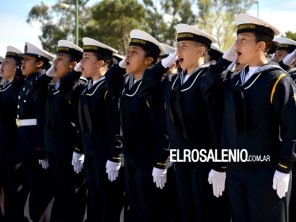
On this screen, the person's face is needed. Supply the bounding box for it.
[177,40,203,71]
[80,52,100,78]
[21,55,41,77]
[125,45,150,76]
[235,32,262,66]
[274,50,289,63]
[1,57,17,80]
[53,53,74,79]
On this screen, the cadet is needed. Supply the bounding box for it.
[105,30,172,222]
[209,14,296,222]
[15,42,54,222]
[0,46,24,222]
[42,40,85,222]
[76,37,124,222]
[159,23,231,222]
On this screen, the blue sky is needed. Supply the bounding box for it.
[0,0,295,56]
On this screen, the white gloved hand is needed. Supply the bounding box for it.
[208,169,226,197]
[161,51,178,68]
[74,62,82,72]
[106,160,121,182]
[272,170,290,198]
[119,59,126,69]
[283,49,296,66]
[152,167,167,189]
[46,65,55,77]
[71,152,84,174]
[38,159,49,169]
[222,43,236,62]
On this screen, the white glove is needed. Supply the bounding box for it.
[38,159,49,169]
[119,59,126,69]
[161,51,178,68]
[222,43,236,62]
[208,169,226,197]
[106,160,121,182]
[283,49,296,67]
[74,62,82,72]
[272,170,290,198]
[152,167,167,189]
[71,152,84,174]
[46,65,55,77]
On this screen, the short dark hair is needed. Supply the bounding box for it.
[143,47,157,64]
[36,57,51,70]
[254,33,277,54]
[92,51,114,68]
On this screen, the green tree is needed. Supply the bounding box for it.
[143,0,196,46]
[196,0,255,49]
[27,0,90,53]
[85,0,146,54]
[284,31,296,41]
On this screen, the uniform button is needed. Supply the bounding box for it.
[23,88,26,91]
[18,96,20,99]
[17,105,20,109]
[24,100,26,103]
[17,115,19,118]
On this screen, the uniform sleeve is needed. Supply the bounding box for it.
[278,60,290,71]
[272,74,296,173]
[200,58,231,99]
[139,62,168,100]
[34,74,52,158]
[71,80,87,154]
[105,90,123,162]
[105,64,126,98]
[61,70,82,92]
[201,59,231,172]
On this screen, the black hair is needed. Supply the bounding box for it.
[93,51,114,68]
[36,57,51,70]
[254,33,278,54]
[143,48,158,64]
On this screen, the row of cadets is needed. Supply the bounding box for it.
[270,37,296,222]
[0,46,25,222]
[141,23,232,222]
[272,37,296,72]
[15,42,54,222]
[206,14,296,222]
[75,37,125,222]
[42,40,87,222]
[105,29,175,222]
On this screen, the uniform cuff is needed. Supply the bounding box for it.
[276,161,292,173]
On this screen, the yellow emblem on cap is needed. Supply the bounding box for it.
[238,24,256,30]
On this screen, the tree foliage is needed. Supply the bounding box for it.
[85,0,146,54]
[284,31,296,41]
[27,0,255,53]
[196,0,255,49]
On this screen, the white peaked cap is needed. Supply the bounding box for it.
[175,23,217,47]
[6,46,22,55]
[23,42,54,61]
[274,37,296,46]
[235,14,280,37]
[58,40,83,52]
[82,37,118,55]
[130,29,166,56]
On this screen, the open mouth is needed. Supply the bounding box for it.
[236,51,242,58]
[21,65,25,70]
[178,57,184,62]
[126,61,130,66]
